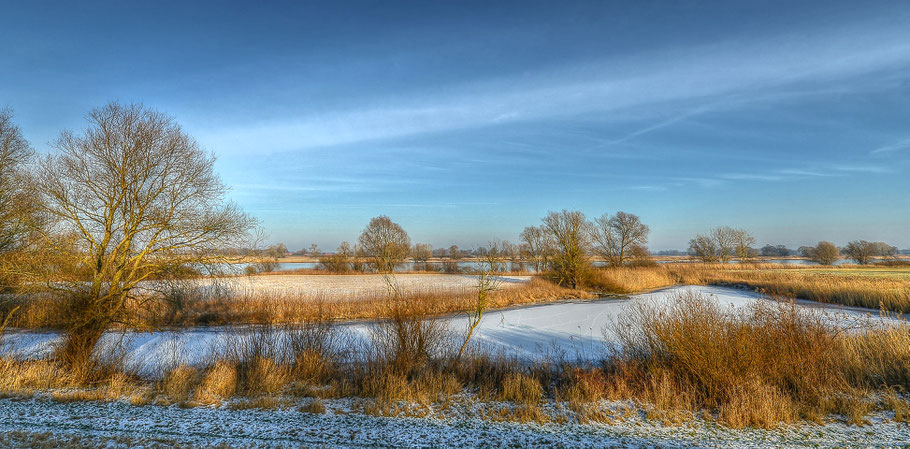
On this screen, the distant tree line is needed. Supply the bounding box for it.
[682,230,900,266]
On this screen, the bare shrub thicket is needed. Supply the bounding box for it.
[412,243,433,271]
[457,242,502,360]
[688,227,753,264]
[317,241,354,273]
[369,275,448,374]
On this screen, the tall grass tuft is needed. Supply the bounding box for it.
[608,290,909,427]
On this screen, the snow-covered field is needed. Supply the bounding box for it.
[0,395,907,448]
[3,286,903,374]
[196,273,532,300]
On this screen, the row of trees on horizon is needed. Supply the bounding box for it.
[252,212,905,282]
[255,221,904,273]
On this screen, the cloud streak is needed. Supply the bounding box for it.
[198,17,910,155]
[871,137,910,154]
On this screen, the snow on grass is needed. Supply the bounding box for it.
[0,395,906,448]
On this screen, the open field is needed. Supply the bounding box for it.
[212,273,532,299]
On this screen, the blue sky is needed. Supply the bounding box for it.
[2,0,909,251]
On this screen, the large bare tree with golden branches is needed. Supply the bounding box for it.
[35,102,256,368]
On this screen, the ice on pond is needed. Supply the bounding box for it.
[2,285,903,375]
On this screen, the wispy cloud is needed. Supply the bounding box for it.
[775,169,834,177]
[721,173,784,181]
[870,137,910,154]
[622,160,893,193]
[198,18,910,155]
[602,106,713,146]
[829,164,894,174]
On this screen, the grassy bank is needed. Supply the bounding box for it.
[4,263,908,330]
[586,264,910,313]
[0,277,591,329]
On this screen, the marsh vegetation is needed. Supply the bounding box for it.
[0,102,908,436]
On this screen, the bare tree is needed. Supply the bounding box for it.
[308,243,321,256]
[807,241,840,266]
[358,215,411,273]
[262,243,288,259]
[844,240,875,265]
[688,226,742,264]
[448,244,461,260]
[711,226,737,263]
[456,241,501,361]
[688,234,718,263]
[844,240,895,265]
[35,102,256,368]
[520,225,552,272]
[480,240,507,273]
[412,243,433,271]
[542,210,591,288]
[628,244,655,266]
[500,240,523,272]
[730,228,756,263]
[871,241,898,259]
[590,211,650,267]
[351,243,368,272]
[0,108,39,257]
[443,244,461,273]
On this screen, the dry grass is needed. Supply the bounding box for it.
[604,290,910,428]
[299,397,326,414]
[585,267,679,293]
[2,266,909,429]
[700,268,910,312]
[0,359,75,392]
[193,361,237,405]
[158,365,199,404]
[1,276,590,329]
[499,372,543,405]
[582,264,910,313]
[145,276,590,326]
[1,300,908,429]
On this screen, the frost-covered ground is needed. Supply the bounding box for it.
[3,286,905,375]
[0,395,907,448]
[2,285,908,448]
